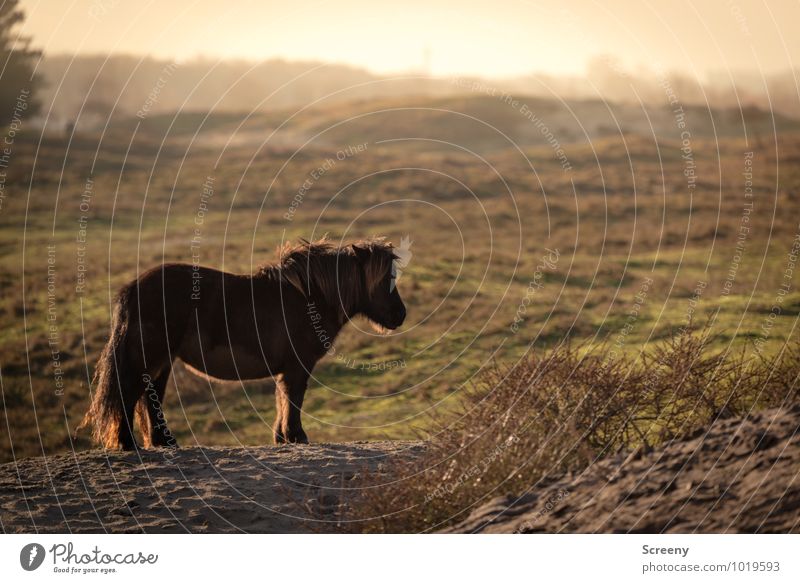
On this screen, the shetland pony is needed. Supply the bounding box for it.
[77,239,406,449]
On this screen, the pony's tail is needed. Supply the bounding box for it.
[75,288,133,449]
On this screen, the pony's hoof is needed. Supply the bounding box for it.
[274,426,307,444]
[152,440,178,449]
[286,429,308,444]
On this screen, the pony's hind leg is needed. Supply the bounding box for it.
[143,370,178,448]
[118,376,143,451]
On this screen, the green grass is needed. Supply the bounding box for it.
[2,95,800,461]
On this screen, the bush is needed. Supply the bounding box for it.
[338,327,800,532]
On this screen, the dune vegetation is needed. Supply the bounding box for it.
[1,94,799,463]
[337,328,800,532]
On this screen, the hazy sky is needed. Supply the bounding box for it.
[18,0,800,78]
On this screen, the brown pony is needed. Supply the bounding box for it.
[77,238,406,450]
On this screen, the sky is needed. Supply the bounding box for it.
[17,0,800,79]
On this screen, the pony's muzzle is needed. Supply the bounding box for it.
[390,305,407,329]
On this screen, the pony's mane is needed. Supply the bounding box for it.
[259,237,396,316]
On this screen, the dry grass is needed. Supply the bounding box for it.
[2,95,800,462]
[339,327,800,532]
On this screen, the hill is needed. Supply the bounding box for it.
[445,405,800,534]
[101,94,800,154]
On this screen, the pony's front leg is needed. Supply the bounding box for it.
[273,386,288,444]
[274,369,309,444]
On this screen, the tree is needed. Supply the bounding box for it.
[0,0,41,127]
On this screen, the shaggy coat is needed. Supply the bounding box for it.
[77,239,406,449]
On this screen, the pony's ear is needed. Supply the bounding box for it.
[351,243,371,265]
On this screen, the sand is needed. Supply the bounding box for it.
[3,405,798,533]
[0,441,422,533]
[445,405,800,533]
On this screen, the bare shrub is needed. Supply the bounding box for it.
[336,328,800,532]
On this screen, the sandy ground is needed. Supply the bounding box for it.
[445,405,800,533]
[0,441,423,533]
[3,406,798,533]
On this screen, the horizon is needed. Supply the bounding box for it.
[31,50,800,83]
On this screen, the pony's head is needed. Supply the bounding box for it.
[350,239,407,331]
[274,237,407,331]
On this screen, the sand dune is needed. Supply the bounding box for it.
[0,441,422,533]
[445,405,800,533]
[2,406,798,533]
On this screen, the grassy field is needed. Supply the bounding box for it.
[1,94,799,462]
